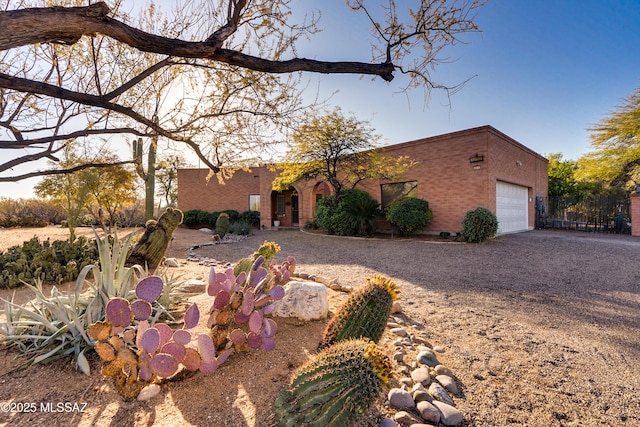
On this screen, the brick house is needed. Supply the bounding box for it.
[177,125,548,234]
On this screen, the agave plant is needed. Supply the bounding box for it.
[0,231,155,375]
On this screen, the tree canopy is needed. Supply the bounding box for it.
[272,108,414,194]
[547,153,581,198]
[0,0,486,182]
[577,85,640,189]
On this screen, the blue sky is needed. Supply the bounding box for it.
[2,0,640,199]
[294,0,640,160]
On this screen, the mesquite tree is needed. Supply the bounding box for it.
[0,1,486,182]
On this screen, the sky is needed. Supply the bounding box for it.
[1,0,640,199]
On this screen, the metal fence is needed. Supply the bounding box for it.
[538,194,631,234]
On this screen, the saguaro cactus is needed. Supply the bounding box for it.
[133,136,161,221]
[274,339,392,427]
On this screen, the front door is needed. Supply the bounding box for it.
[291,194,299,225]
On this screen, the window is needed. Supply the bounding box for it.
[381,181,418,209]
[249,195,260,211]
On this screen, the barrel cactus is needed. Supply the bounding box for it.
[234,241,281,276]
[274,339,392,427]
[318,275,399,350]
[215,212,230,238]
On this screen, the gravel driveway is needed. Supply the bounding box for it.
[186,228,640,426]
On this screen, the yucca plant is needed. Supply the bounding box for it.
[0,231,151,374]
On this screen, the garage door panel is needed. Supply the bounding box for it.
[496,181,528,234]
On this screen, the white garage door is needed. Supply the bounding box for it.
[496,181,529,234]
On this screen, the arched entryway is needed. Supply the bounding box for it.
[270,187,299,227]
[310,181,333,221]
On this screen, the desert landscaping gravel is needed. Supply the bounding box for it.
[184,228,640,426]
[1,226,639,426]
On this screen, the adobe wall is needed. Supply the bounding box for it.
[177,126,548,233]
[359,127,547,233]
[177,168,263,213]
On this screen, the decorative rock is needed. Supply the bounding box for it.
[413,336,432,346]
[436,375,460,394]
[393,411,423,426]
[433,345,445,353]
[179,279,205,293]
[393,351,405,362]
[388,388,416,410]
[417,400,441,424]
[428,382,454,406]
[198,227,212,233]
[387,321,403,329]
[314,275,331,285]
[399,377,413,388]
[412,383,426,392]
[164,257,180,267]
[413,389,432,403]
[272,281,328,321]
[329,283,352,292]
[417,350,440,367]
[397,365,410,375]
[434,364,454,377]
[432,401,463,426]
[390,327,408,337]
[137,384,161,401]
[380,418,398,427]
[411,366,431,386]
[297,272,309,279]
[391,301,403,314]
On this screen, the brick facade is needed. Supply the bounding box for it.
[631,193,640,237]
[177,126,549,233]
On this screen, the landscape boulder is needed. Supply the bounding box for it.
[272,281,328,321]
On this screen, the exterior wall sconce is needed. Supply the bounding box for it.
[516,160,523,167]
[469,153,484,163]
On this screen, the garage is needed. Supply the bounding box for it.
[496,181,529,234]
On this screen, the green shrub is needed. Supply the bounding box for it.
[228,220,254,235]
[182,209,200,225]
[386,197,433,235]
[183,209,219,226]
[314,190,380,236]
[196,209,214,224]
[239,210,260,226]
[461,207,498,242]
[222,209,240,222]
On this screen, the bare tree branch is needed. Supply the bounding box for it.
[0,159,137,183]
[0,3,396,81]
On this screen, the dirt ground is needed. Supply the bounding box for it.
[1,225,639,427]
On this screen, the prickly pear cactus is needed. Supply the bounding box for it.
[318,275,399,350]
[274,339,392,427]
[88,276,205,400]
[126,208,183,271]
